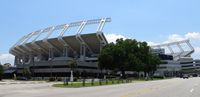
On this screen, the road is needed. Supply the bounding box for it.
[0,77,200,97]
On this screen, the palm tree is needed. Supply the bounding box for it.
[69,59,77,82]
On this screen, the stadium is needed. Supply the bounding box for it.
[9,17,200,79]
[9,18,111,79]
[151,39,200,76]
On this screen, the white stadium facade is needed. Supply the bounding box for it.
[9,18,111,78]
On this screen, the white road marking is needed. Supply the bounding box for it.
[190,88,194,93]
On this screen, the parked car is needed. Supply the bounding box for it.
[17,77,28,80]
[192,74,198,77]
[183,74,189,79]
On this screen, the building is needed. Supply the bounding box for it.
[9,18,111,79]
[151,39,200,76]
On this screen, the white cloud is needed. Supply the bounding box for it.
[166,32,200,42]
[148,34,187,46]
[147,41,158,46]
[149,32,200,46]
[105,33,127,43]
[0,54,14,65]
[166,34,186,42]
[185,32,200,40]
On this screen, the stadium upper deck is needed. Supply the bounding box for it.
[9,18,111,77]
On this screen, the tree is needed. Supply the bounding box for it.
[0,65,3,80]
[69,59,77,71]
[148,53,161,76]
[98,43,115,70]
[98,38,160,78]
[99,40,127,78]
[22,68,31,79]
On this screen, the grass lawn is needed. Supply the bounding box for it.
[53,80,132,88]
[52,77,170,88]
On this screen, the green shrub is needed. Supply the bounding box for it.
[153,76,165,79]
[49,77,56,81]
[57,78,62,81]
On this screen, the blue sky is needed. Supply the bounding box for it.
[1,0,200,64]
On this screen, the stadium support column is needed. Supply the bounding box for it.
[29,52,34,76]
[177,43,184,59]
[14,56,19,66]
[38,49,43,61]
[63,46,68,57]
[167,45,174,55]
[80,44,86,61]
[48,47,54,78]
[22,55,26,70]
[49,48,54,60]
[29,53,34,65]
